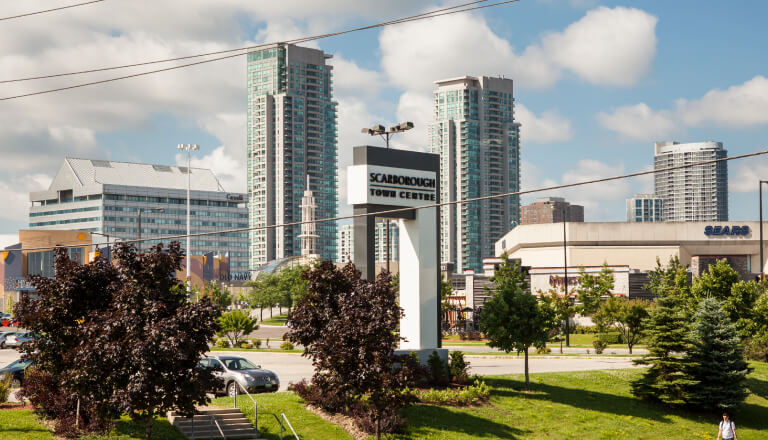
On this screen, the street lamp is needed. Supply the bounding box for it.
[178,144,199,294]
[137,208,164,252]
[360,122,414,273]
[760,181,768,280]
[562,205,570,347]
[90,231,115,263]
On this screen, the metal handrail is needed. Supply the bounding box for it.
[209,414,227,440]
[280,413,300,440]
[232,381,258,429]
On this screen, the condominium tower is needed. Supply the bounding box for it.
[520,197,584,225]
[247,44,338,268]
[336,222,399,264]
[428,76,521,273]
[626,194,663,222]
[654,141,728,222]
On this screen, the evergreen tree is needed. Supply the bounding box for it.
[684,298,751,411]
[631,294,696,405]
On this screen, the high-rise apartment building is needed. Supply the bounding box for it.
[247,44,338,269]
[28,158,249,275]
[520,197,584,225]
[626,194,663,222]
[428,76,521,273]
[654,141,728,222]
[336,221,399,264]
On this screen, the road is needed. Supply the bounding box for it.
[1,348,640,394]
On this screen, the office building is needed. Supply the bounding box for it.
[654,141,728,222]
[336,221,399,264]
[627,194,663,222]
[247,43,338,269]
[428,76,521,273]
[28,158,249,277]
[520,197,584,225]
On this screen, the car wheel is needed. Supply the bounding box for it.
[11,378,21,389]
[227,382,237,397]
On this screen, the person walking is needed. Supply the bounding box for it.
[717,412,737,440]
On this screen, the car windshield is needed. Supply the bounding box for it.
[6,359,32,369]
[222,358,258,370]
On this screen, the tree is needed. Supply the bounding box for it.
[200,281,232,310]
[480,256,555,389]
[594,297,650,354]
[539,287,576,353]
[286,261,411,439]
[722,280,764,338]
[574,263,614,315]
[246,274,279,320]
[683,298,751,411]
[631,295,696,405]
[102,242,220,440]
[691,259,740,301]
[645,256,689,298]
[218,309,259,347]
[276,264,309,314]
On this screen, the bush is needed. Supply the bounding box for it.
[290,378,349,413]
[427,350,449,386]
[597,333,623,344]
[536,346,552,354]
[215,338,230,349]
[240,341,251,349]
[252,338,262,349]
[350,400,406,434]
[573,325,598,334]
[280,341,294,350]
[449,351,470,384]
[592,339,608,354]
[417,380,490,406]
[744,336,768,362]
[0,374,12,402]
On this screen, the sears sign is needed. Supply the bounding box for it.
[704,225,750,236]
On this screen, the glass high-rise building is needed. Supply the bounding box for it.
[247,44,338,268]
[626,194,664,222]
[428,76,521,273]
[653,141,728,222]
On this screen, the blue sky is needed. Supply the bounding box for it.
[1,0,767,247]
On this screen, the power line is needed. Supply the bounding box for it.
[0,0,105,22]
[12,148,768,252]
[0,0,493,84]
[0,0,521,101]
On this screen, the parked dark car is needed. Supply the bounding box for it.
[0,358,33,388]
[0,332,16,349]
[199,355,279,396]
[4,332,39,350]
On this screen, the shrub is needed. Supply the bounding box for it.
[215,338,230,349]
[252,338,262,349]
[536,346,552,354]
[592,339,608,354]
[449,351,470,384]
[744,336,768,362]
[427,350,449,386]
[0,374,12,402]
[417,380,490,406]
[350,400,406,434]
[290,379,349,413]
[240,341,251,349]
[280,341,294,350]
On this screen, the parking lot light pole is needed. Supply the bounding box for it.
[760,180,768,280]
[178,144,200,294]
[361,122,414,273]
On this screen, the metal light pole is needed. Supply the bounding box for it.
[760,181,768,280]
[361,122,414,272]
[178,144,200,294]
[137,208,164,253]
[562,206,570,347]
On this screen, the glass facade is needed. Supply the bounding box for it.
[247,44,338,269]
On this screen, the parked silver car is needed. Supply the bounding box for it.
[199,355,279,396]
[0,332,16,349]
[4,332,39,350]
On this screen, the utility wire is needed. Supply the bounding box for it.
[11,148,768,252]
[0,0,493,84]
[0,0,105,22]
[0,0,521,101]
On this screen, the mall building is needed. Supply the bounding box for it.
[494,221,764,299]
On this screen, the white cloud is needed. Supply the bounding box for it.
[730,156,768,193]
[177,146,246,194]
[598,76,768,140]
[596,103,677,140]
[0,234,19,249]
[516,104,573,143]
[677,76,768,127]
[0,174,52,222]
[541,7,658,86]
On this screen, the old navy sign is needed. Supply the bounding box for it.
[704,225,750,236]
[347,164,437,207]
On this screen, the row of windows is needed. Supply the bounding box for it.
[30,206,101,217]
[30,217,100,227]
[103,216,246,228]
[36,194,102,206]
[103,205,247,218]
[105,194,242,208]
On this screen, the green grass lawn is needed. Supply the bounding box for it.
[211,392,352,440]
[0,411,183,440]
[260,313,288,326]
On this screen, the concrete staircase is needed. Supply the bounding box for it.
[168,408,260,439]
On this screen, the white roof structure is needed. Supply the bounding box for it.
[51,158,226,192]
